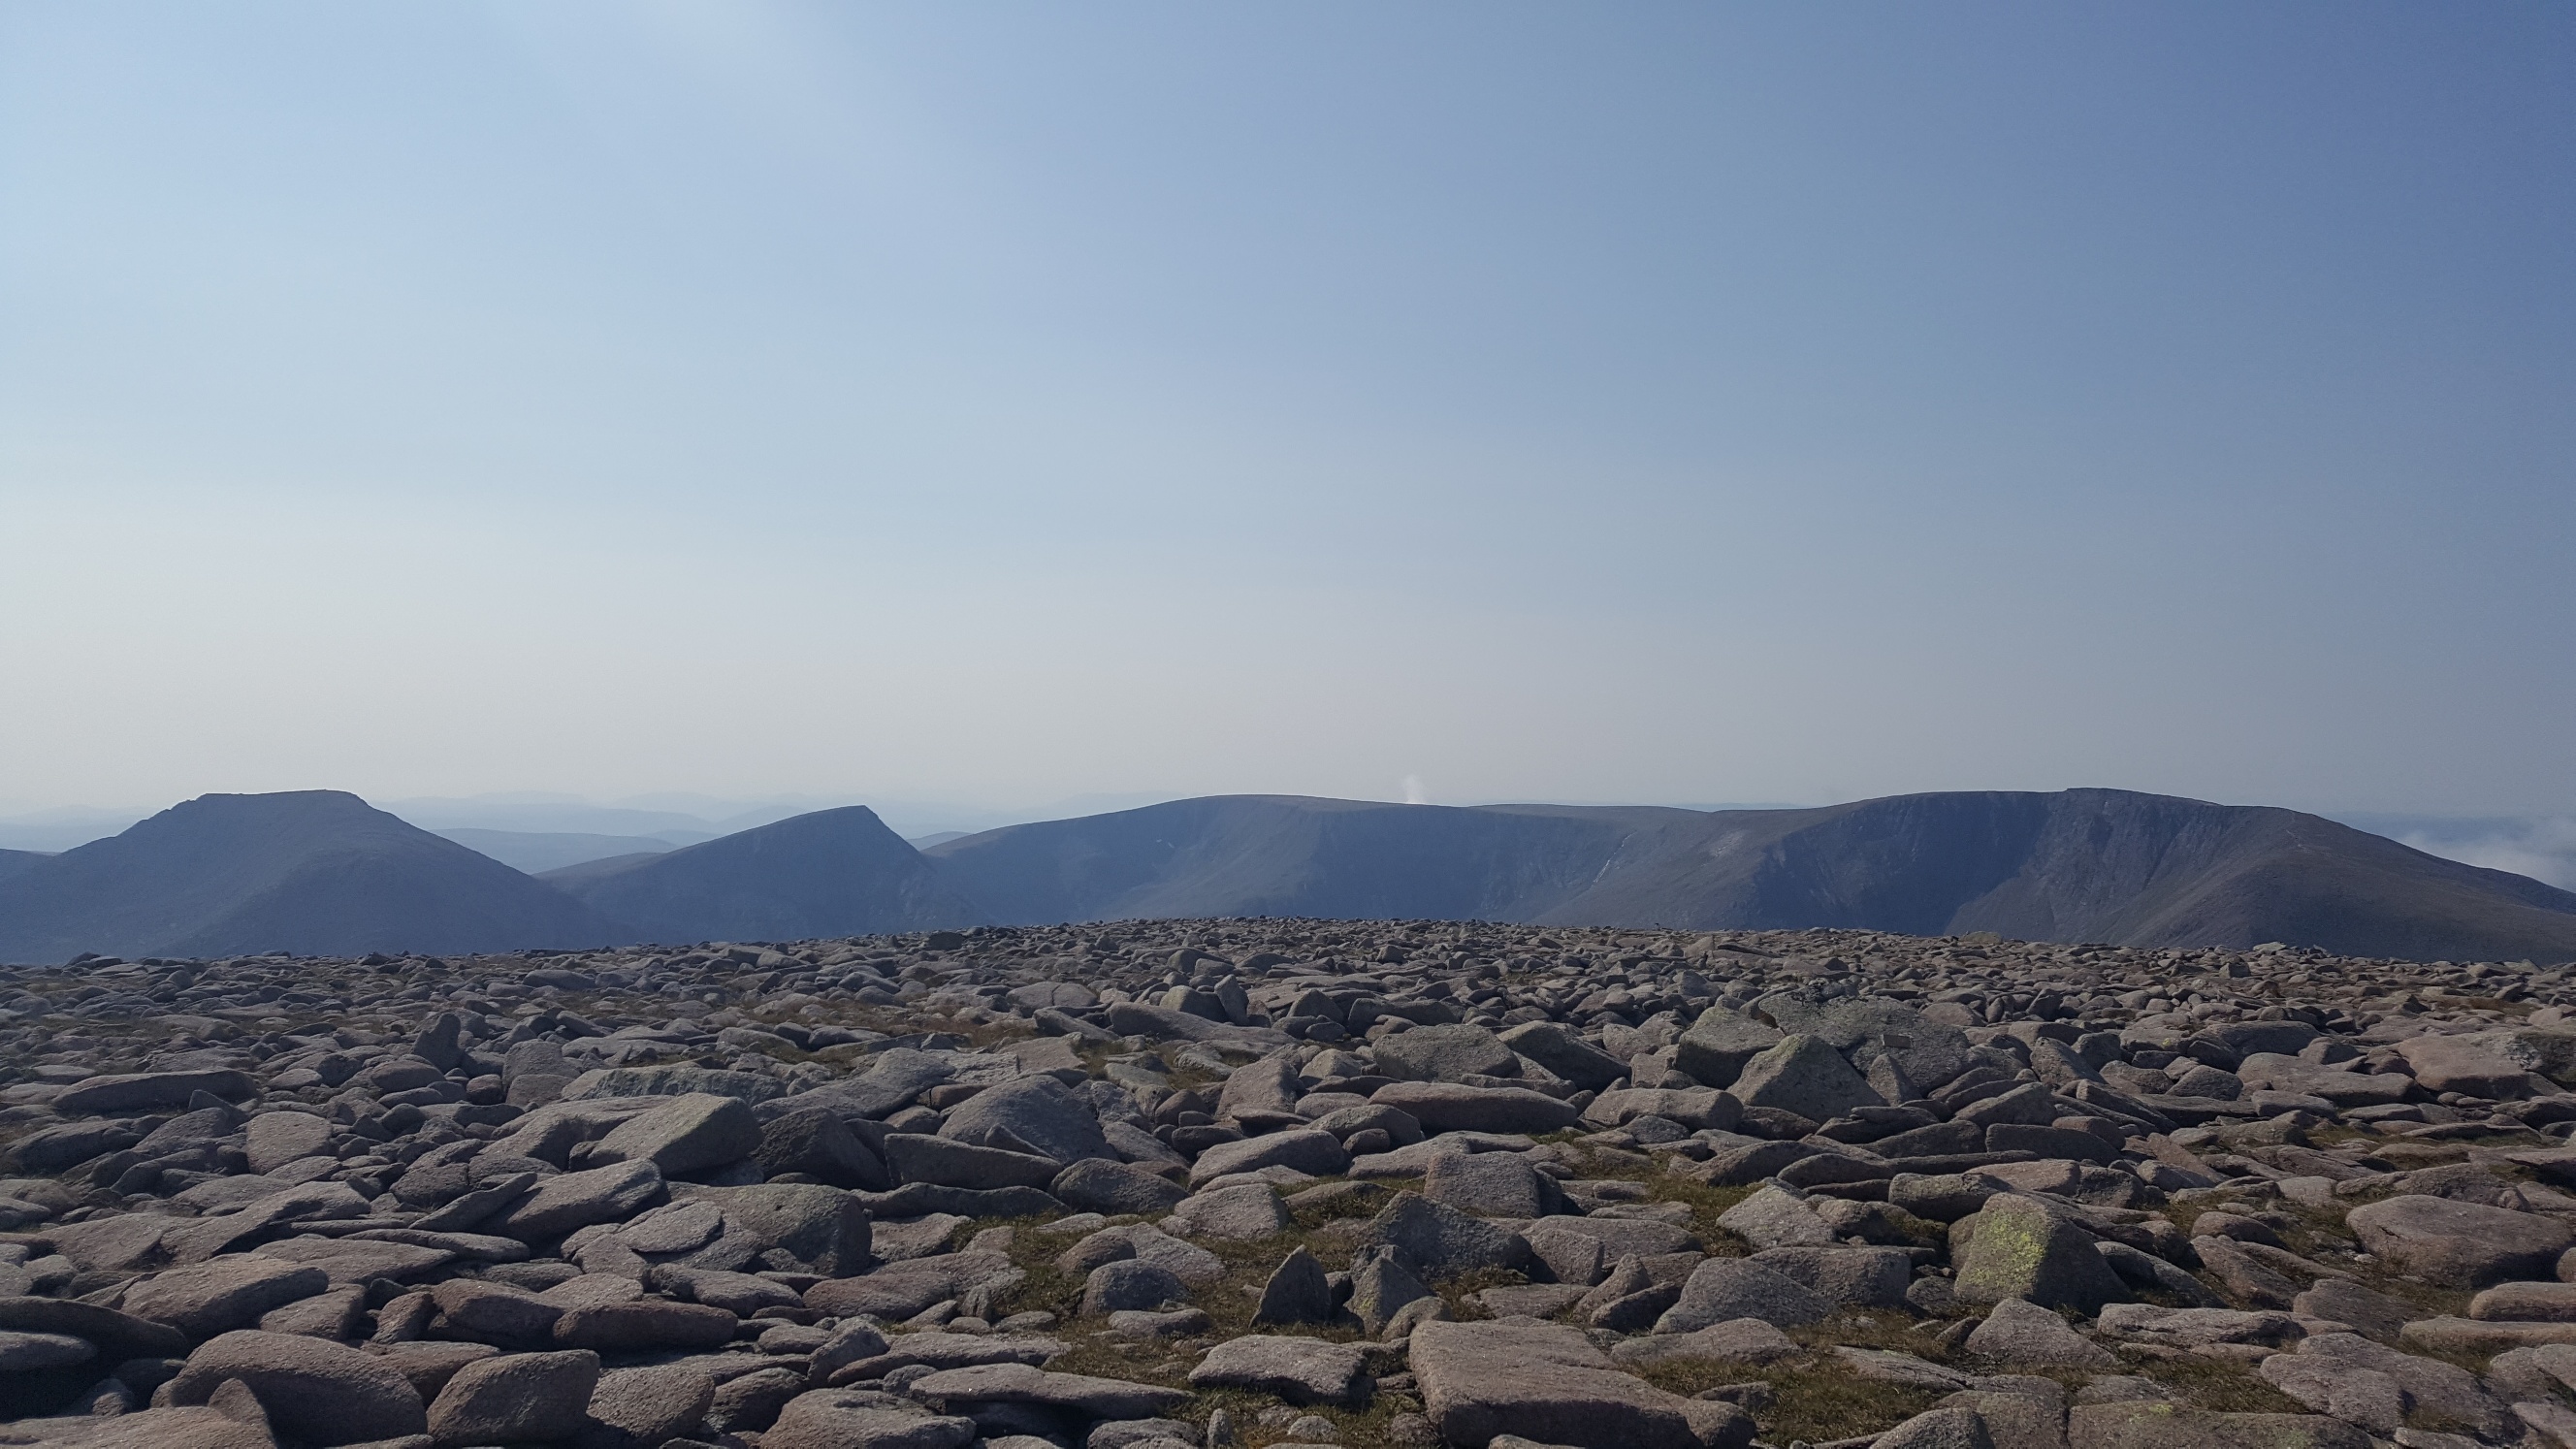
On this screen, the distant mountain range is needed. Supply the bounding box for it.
[3,788,2572,965]
[0,791,625,961]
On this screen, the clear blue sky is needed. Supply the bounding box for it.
[3,3,2569,819]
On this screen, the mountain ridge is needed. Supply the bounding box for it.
[0,791,628,961]
[925,789,2576,961]
[4,787,2571,964]
[542,805,983,944]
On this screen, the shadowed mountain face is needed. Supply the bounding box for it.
[927,789,2576,962]
[0,791,628,963]
[7,788,2570,964]
[545,806,984,944]
[435,827,679,875]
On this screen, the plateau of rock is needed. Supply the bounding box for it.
[0,919,2573,1448]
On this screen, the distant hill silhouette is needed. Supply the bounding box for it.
[0,850,50,887]
[5,788,2568,964]
[435,827,679,875]
[0,791,628,963]
[926,789,2576,962]
[544,806,983,944]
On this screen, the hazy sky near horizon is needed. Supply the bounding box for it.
[4,4,2570,819]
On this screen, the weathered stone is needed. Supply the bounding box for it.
[1423,1150,1558,1218]
[2345,1195,2574,1287]
[121,1257,330,1338]
[590,1092,761,1176]
[2066,1402,2370,1449]
[54,1070,254,1115]
[243,1111,332,1175]
[1965,1298,2117,1368]
[493,1159,666,1241]
[1255,1245,1336,1326]
[887,1133,1064,1190]
[765,1392,980,1449]
[1410,1317,1752,1449]
[427,1348,600,1445]
[1188,1128,1349,1185]
[166,1329,428,1443]
[1377,1023,1520,1082]
[1952,1196,2126,1313]
[1189,1334,1372,1407]
[1169,1182,1294,1240]
[1353,1191,1530,1277]
[1674,1009,1785,1089]
[1655,1257,1833,1332]
[909,1363,1191,1419]
[1371,1081,1578,1135]
[754,1108,892,1189]
[1053,1158,1190,1215]
[1728,1034,1884,1122]
[1497,1022,1628,1089]
[938,1075,1114,1164]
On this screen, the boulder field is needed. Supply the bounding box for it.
[0,923,2566,1449]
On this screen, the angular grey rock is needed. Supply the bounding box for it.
[243,1111,332,1175]
[1728,1034,1884,1121]
[1965,1298,2118,1368]
[1376,1023,1520,1082]
[2065,1402,2369,1449]
[1168,1182,1293,1241]
[938,1075,1114,1165]
[580,1362,719,1449]
[1188,1128,1350,1185]
[54,1069,255,1115]
[1371,1081,1579,1135]
[166,1329,429,1443]
[1610,1318,1799,1368]
[1583,1087,1740,1132]
[590,1092,761,1176]
[2345,1195,2574,1288]
[1422,1150,1558,1218]
[1217,1054,1305,1120]
[1353,1190,1530,1277]
[1052,1157,1191,1214]
[887,1133,1064,1190]
[907,1362,1192,1419]
[428,1348,601,1445]
[1190,1334,1373,1407]
[1673,1008,1785,1089]
[1349,1244,1433,1335]
[1254,1245,1336,1325]
[494,1159,665,1241]
[754,1107,892,1189]
[0,1331,93,1371]
[1873,1407,1996,1449]
[1750,1245,1913,1309]
[1654,1257,1833,1331]
[553,1298,738,1350]
[1410,1317,1752,1449]
[1953,1196,2127,1314]
[765,1392,980,1449]
[1499,1021,1628,1089]
[121,1257,331,1338]
[1716,1185,1835,1251]
[1082,1259,1188,1315]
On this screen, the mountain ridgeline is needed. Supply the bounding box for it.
[2,789,2572,964]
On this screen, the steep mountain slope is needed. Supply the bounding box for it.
[435,828,679,875]
[545,806,984,944]
[0,851,50,887]
[927,790,2576,961]
[920,794,1690,924]
[0,792,629,963]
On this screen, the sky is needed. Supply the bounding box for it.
[3,2,2571,832]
